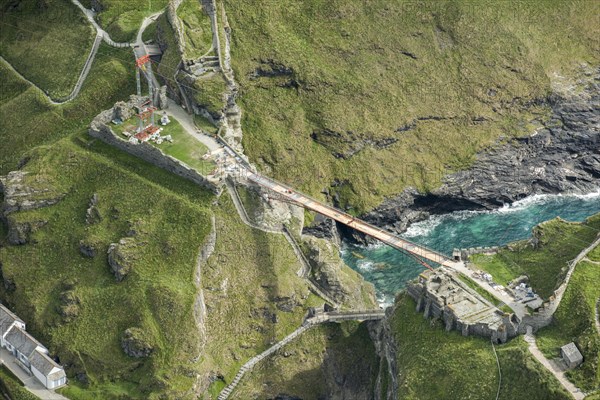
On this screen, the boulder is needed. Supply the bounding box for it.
[85,193,101,225]
[79,240,97,258]
[121,327,154,358]
[107,237,138,281]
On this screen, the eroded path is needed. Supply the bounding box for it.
[524,327,585,400]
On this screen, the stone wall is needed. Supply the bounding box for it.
[88,102,220,194]
[407,271,519,343]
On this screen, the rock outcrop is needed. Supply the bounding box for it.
[79,240,98,258]
[107,238,138,281]
[362,72,600,235]
[368,313,399,400]
[85,193,101,225]
[121,327,154,358]
[302,236,377,308]
[0,171,63,245]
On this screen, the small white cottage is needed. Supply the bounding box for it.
[0,305,25,347]
[0,304,67,389]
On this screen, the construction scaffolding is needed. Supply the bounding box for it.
[134,54,156,142]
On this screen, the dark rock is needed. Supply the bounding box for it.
[311,129,398,159]
[121,327,154,358]
[85,193,101,225]
[79,240,97,258]
[75,372,89,384]
[126,220,145,237]
[6,218,47,245]
[271,395,303,400]
[58,290,80,322]
[0,262,15,292]
[302,214,339,242]
[251,59,294,79]
[275,297,299,313]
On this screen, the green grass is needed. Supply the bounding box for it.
[192,72,227,116]
[0,44,136,175]
[113,116,215,175]
[200,192,326,394]
[232,321,379,399]
[0,0,95,99]
[194,114,218,134]
[391,294,571,400]
[178,0,213,60]
[0,137,214,399]
[223,0,599,215]
[94,0,169,42]
[0,366,39,400]
[471,216,600,299]
[536,250,600,391]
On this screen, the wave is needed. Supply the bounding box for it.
[357,260,374,272]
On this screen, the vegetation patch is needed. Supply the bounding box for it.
[178,0,213,60]
[199,192,325,396]
[536,254,600,391]
[391,294,571,400]
[471,215,600,299]
[0,366,38,400]
[0,0,95,99]
[232,321,379,399]
[192,72,227,116]
[225,0,599,215]
[0,137,214,399]
[94,0,169,42]
[0,44,135,175]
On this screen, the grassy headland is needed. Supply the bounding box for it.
[224,0,599,215]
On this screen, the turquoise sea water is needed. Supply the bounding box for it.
[341,191,600,306]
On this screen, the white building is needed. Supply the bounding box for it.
[0,304,67,389]
[0,305,25,347]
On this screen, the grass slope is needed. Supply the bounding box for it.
[199,192,325,397]
[471,216,600,299]
[94,0,168,42]
[224,0,599,214]
[0,137,214,399]
[232,321,379,399]
[0,44,136,175]
[391,294,571,400]
[537,249,600,391]
[178,0,213,60]
[0,0,95,99]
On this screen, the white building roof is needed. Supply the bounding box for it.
[4,326,45,358]
[29,348,65,379]
[0,303,24,335]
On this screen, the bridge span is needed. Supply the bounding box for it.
[244,171,456,269]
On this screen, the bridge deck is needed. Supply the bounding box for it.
[247,172,453,267]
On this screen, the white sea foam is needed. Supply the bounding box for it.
[377,294,393,309]
[357,260,374,272]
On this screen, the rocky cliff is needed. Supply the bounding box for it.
[363,71,600,235]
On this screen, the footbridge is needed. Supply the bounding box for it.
[242,171,456,269]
